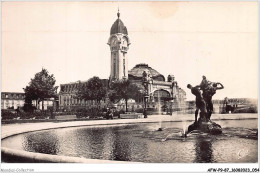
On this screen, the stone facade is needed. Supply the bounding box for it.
[1,92,25,110]
[58,80,108,111]
[128,64,186,112]
[1,92,54,110]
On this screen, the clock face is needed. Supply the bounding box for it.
[111,37,117,46]
[122,37,128,47]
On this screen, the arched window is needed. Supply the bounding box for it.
[153,90,171,102]
[123,59,126,77]
[114,61,116,78]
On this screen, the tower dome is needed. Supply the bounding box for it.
[110,10,128,35]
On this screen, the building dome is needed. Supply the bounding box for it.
[110,11,128,35]
[128,64,165,81]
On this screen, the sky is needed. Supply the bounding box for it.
[2,1,258,101]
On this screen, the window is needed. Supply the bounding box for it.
[6,100,9,107]
[114,62,116,78]
[5,94,8,98]
[123,59,126,77]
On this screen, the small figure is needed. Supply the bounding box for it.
[167,75,175,82]
[142,71,148,81]
[199,76,212,91]
[110,109,114,119]
[143,108,147,118]
[142,70,152,83]
[106,108,111,119]
[16,106,20,114]
[187,84,207,123]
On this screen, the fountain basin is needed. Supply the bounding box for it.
[120,112,144,119]
[2,117,258,163]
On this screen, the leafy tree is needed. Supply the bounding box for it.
[23,68,58,111]
[109,80,144,112]
[76,76,107,105]
[23,86,37,112]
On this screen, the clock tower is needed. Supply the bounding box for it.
[108,10,130,81]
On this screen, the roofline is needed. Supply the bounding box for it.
[1,92,25,94]
[60,79,108,86]
[60,80,88,86]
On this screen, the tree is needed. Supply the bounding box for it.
[109,80,144,112]
[23,85,38,112]
[23,68,58,111]
[76,76,107,106]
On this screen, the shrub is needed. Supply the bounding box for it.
[1,110,53,120]
[119,110,125,114]
[23,104,36,113]
[113,110,120,118]
[19,112,34,119]
[1,110,18,120]
[75,107,104,119]
[135,108,143,113]
[146,107,157,115]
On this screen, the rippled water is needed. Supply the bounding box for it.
[2,119,258,163]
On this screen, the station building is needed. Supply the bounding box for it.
[58,11,186,112]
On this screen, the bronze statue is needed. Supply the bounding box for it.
[202,82,224,120]
[187,76,223,135]
[187,84,207,123]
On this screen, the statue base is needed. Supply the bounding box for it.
[188,120,222,135]
[158,127,163,131]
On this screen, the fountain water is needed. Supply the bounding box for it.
[157,92,163,131]
[181,121,187,138]
[156,91,187,137]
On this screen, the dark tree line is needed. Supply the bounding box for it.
[24,69,145,113]
[76,76,107,105]
[76,77,144,112]
[109,80,144,112]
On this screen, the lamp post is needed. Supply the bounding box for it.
[144,95,149,118]
[142,70,151,118]
[170,99,174,115]
[49,97,55,119]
